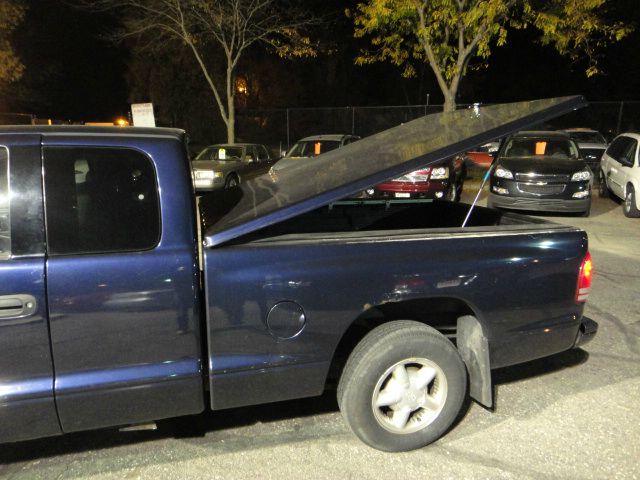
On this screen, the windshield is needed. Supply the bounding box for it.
[287,140,341,157]
[195,146,243,161]
[503,137,579,159]
[568,131,606,144]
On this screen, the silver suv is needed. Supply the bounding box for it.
[599,132,640,217]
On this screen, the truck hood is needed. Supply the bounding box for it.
[498,157,588,176]
[201,96,586,247]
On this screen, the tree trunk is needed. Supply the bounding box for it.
[225,63,235,144]
[443,90,456,112]
[227,103,235,144]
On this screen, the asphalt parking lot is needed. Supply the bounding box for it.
[1,184,639,480]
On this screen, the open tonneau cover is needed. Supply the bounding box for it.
[201,96,586,247]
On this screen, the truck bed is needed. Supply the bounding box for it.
[201,199,587,410]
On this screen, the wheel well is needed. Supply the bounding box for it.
[325,297,476,387]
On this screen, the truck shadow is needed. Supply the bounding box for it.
[0,348,590,467]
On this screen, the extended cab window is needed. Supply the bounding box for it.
[0,147,9,258]
[44,147,160,255]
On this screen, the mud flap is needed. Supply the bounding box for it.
[457,315,493,408]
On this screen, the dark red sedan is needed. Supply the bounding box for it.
[364,155,467,201]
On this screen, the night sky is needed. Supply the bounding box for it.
[6,0,640,123]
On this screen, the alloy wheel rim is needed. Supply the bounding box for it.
[371,357,447,434]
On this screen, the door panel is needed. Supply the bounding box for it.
[43,145,204,433]
[0,136,61,443]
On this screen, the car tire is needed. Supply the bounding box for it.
[581,203,591,217]
[225,175,239,188]
[623,187,640,218]
[598,171,609,198]
[446,181,459,202]
[337,320,467,452]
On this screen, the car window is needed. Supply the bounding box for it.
[195,146,243,161]
[44,147,160,255]
[0,147,10,259]
[256,146,270,162]
[288,140,341,157]
[503,137,578,159]
[569,132,607,144]
[606,136,630,161]
[621,138,638,166]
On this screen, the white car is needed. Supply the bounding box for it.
[598,132,640,217]
[272,134,360,172]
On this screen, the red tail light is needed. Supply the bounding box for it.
[576,252,593,303]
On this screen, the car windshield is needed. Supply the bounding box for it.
[503,137,579,159]
[288,140,341,157]
[568,131,607,144]
[195,146,244,161]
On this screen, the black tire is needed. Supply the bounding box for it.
[623,187,640,218]
[337,321,467,452]
[598,171,609,198]
[446,181,459,202]
[225,174,239,188]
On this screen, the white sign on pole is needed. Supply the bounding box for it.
[131,103,156,127]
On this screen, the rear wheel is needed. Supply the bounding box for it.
[598,171,609,198]
[623,187,640,218]
[337,321,467,452]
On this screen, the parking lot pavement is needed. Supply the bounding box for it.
[1,189,639,480]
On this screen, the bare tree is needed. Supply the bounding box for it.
[85,0,316,143]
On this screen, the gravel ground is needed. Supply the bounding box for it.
[1,185,638,480]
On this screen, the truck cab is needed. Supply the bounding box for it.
[0,130,204,442]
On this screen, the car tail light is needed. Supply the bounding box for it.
[576,252,593,303]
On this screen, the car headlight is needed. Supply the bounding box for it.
[194,170,224,180]
[430,167,449,179]
[494,166,513,179]
[571,169,591,182]
[194,170,214,180]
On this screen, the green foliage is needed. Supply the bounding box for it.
[353,0,631,109]
[530,0,632,77]
[0,0,26,86]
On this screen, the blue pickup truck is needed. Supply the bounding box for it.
[0,97,596,452]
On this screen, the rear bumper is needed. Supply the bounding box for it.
[371,180,450,199]
[489,314,597,369]
[488,193,591,213]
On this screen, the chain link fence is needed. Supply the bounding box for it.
[237,101,640,153]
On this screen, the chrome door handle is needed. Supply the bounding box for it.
[0,294,37,319]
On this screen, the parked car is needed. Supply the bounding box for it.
[364,155,466,201]
[562,128,608,172]
[598,132,640,217]
[488,131,592,216]
[272,134,360,171]
[464,140,501,168]
[191,143,273,191]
